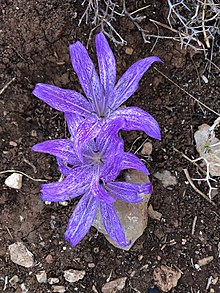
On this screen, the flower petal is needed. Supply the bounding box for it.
[56,157,72,177]
[69,41,103,109]
[100,203,129,248]
[32,83,91,116]
[113,106,161,140]
[65,193,99,246]
[91,180,115,204]
[95,32,116,101]
[105,181,152,202]
[41,166,92,202]
[111,56,162,109]
[65,112,84,137]
[32,139,80,166]
[74,118,104,161]
[121,152,149,175]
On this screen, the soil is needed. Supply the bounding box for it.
[0,1,220,293]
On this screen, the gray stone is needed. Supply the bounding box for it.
[102,277,127,293]
[93,170,151,250]
[9,242,34,268]
[63,269,85,283]
[36,271,47,283]
[52,285,66,293]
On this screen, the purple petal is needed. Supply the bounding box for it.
[32,83,91,116]
[100,203,129,248]
[91,180,115,204]
[105,181,152,202]
[95,32,116,101]
[113,106,161,140]
[65,193,99,246]
[41,166,92,202]
[121,152,149,175]
[74,118,104,161]
[111,56,162,109]
[65,112,84,137]
[56,157,72,176]
[69,41,103,109]
[32,139,80,166]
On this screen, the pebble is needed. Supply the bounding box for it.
[52,285,66,293]
[197,256,214,267]
[36,271,47,283]
[9,141,17,147]
[63,269,86,283]
[125,47,134,55]
[9,242,34,268]
[48,277,60,285]
[101,277,127,293]
[5,173,23,189]
[9,275,19,288]
[154,170,177,187]
[45,254,53,263]
[141,142,153,155]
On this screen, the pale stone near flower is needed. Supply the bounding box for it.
[52,285,66,293]
[153,265,181,292]
[9,242,34,268]
[102,277,127,293]
[197,256,214,267]
[154,170,177,187]
[48,277,60,285]
[141,142,153,155]
[36,271,47,283]
[9,275,19,288]
[5,173,23,189]
[63,269,85,283]
[194,119,220,176]
[93,169,151,250]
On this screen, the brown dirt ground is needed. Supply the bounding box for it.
[0,1,220,292]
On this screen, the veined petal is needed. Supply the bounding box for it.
[57,157,72,177]
[105,181,152,202]
[41,166,92,202]
[65,193,99,246]
[74,118,104,161]
[113,106,161,140]
[32,83,91,116]
[95,32,116,99]
[100,203,129,248]
[91,180,115,204]
[121,152,149,175]
[111,56,162,109]
[32,139,80,166]
[69,41,103,110]
[65,112,84,137]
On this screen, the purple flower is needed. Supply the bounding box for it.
[33,32,162,159]
[32,120,152,248]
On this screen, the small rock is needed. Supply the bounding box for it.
[194,120,220,176]
[153,265,181,292]
[92,285,99,293]
[141,142,153,155]
[197,256,214,267]
[102,277,127,293]
[125,47,134,55]
[9,242,34,268]
[148,204,162,221]
[52,285,66,293]
[63,269,85,283]
[36,271,47,283]
[48,277,59,285]
[9,275,19,288]
[5,173,23,189]
[20,283,28,293]
[88,263,95,268]
[59,201,69,206]
[31,130,37,137]
[154,170,177,187]
[45,254,53,263]
[93,169,151,250]
[9,141,17,147]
